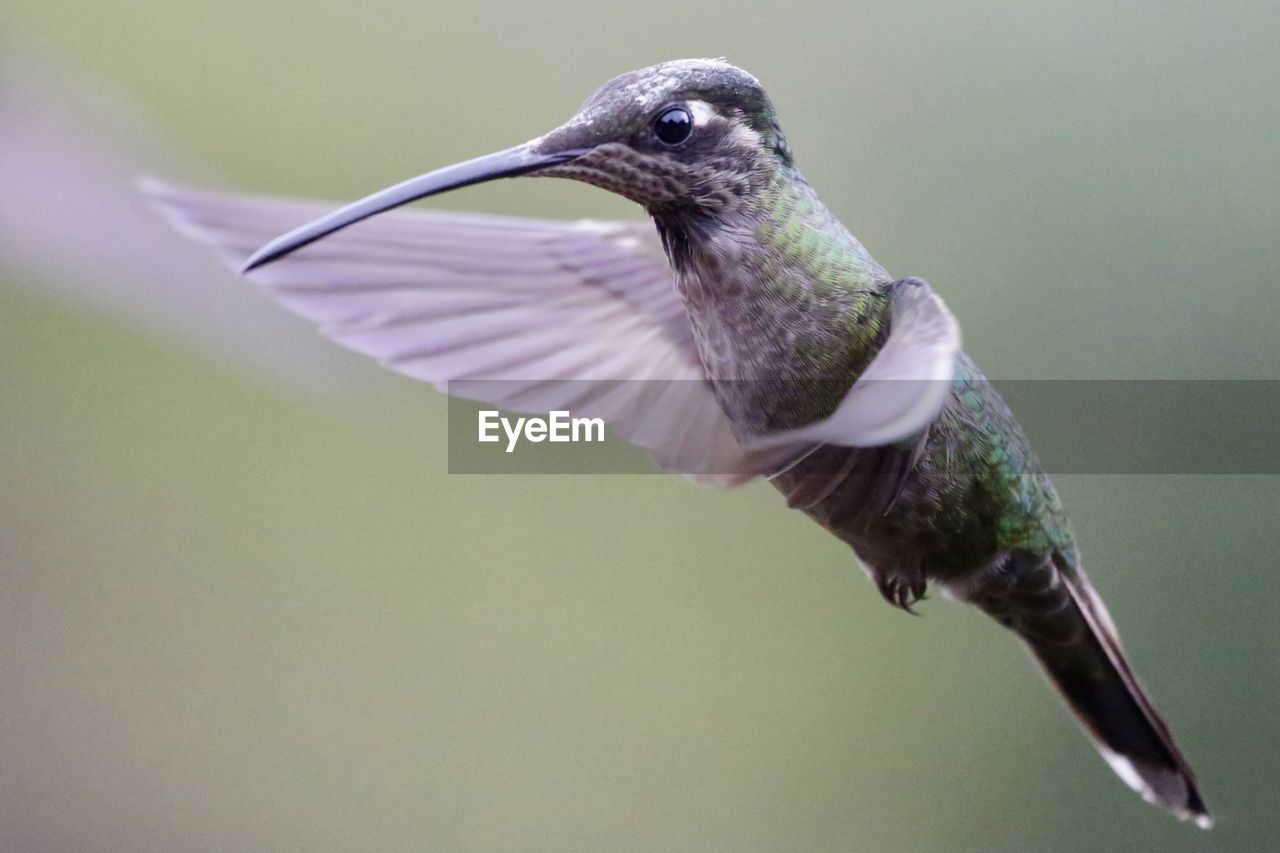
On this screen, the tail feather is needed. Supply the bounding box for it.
[969,551,1211,828]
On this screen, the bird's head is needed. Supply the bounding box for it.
[242,59,794,272]
[531,58,792,210]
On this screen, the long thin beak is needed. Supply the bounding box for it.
[240,142,587,273]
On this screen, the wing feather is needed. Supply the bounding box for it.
[145,182,771,485]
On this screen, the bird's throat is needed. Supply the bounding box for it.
[651,178,894,431]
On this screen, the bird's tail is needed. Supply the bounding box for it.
[967,550,1211,828]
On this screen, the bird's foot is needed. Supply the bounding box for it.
[874,566,927,614]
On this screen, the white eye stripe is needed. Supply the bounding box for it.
[660,100,762,148]
[725,121,763,148]
[686,100,716,127]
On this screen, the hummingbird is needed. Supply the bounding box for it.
[147,58,1210,827]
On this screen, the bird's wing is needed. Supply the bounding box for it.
[746,277,961,449]
[0,56,384,402]
[145,183,781,485]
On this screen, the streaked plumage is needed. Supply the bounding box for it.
[148,58,1209,827]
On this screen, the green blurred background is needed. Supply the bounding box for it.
[2,1,1278,850]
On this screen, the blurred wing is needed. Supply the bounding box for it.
[747,277,960,448]
[145,183,778,485]
[0,55,383,402]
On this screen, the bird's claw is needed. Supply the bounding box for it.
[876,569,927,615]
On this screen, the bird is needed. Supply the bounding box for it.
[146,57,1210,827]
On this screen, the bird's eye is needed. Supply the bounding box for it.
[653,106,693,145]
